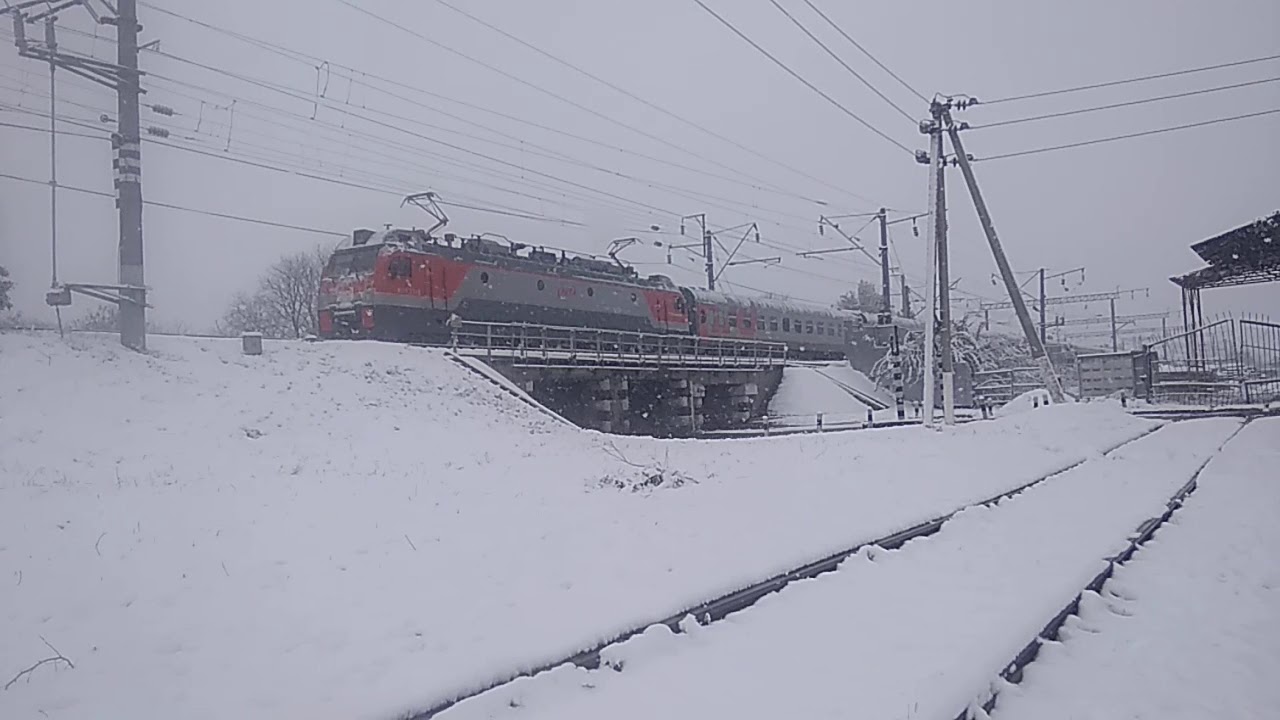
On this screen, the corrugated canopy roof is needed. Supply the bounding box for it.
[1171,211,1280,290]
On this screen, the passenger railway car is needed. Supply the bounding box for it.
[317,227,901,360]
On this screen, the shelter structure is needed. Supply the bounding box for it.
[1171,211,1279,326]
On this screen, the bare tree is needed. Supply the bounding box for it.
[219,248,328,339]
[216,291,285,338]
[260,251,324,338]
[837,280,882,312]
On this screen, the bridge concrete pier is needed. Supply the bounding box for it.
[489,362,783,436]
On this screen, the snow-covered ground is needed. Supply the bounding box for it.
[434,418,1247,720]
[0,333,1158,719]
[768,362,895,426]
[992,416,1280,720]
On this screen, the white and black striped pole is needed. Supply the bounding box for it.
[892,326,905,420]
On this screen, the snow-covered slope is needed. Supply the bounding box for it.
[0,333,1158,719]
[769,362,894,424]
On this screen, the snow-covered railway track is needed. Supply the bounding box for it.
[416,418,1250,720]
[957,417,1252,720]
[402,423,1161,720]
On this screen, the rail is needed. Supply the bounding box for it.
[398,425,1161,720]
[450,320,788,369]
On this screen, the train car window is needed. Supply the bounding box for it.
[769,317,779,332]
[806,321,814,334]
[817,322,825,335]
[728,315,737,329]
[700,309,707,324]
[480,271,490,285]
[537,279,545,291]
[828,325,836,336]
[782,317,791,332]
[675,297,685,312]
[743,318,752,329]
[388,256,412,279]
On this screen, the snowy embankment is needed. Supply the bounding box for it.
[0,333,1157,719]
[768,362,894,425]
[437,418,1247,720]
[993,417,1280,720]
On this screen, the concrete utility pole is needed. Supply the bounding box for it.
[941,106,1066,403]
[45,17,57,290]
[1038,268,1047,345]
[116,0,146,350]
[1110,297,1118,351]
[7,1,149,349]
[877,208,892,322]
[899,274,911,318]
[934,140,954,425]
[920,119,941,427]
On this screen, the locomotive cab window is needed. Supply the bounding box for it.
[388,256,412,279]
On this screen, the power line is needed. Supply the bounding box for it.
[131,2,875,208]
[971,75,1280,130]
[0,118,106,139]
[0,170,349,237]
[976,107,1280,162]
[981,51,1280,105]
[29,8,889,229]
[139,58,686,219]
[331,0,834,199]
[427,0,882,208]
[137,48,855,229]
[2,87,603,227]
[765,0,915,122]
[799,0,929,104]
[688,0,915,156]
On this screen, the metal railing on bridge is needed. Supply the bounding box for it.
[451,321,788,369]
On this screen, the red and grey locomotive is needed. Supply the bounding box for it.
[317,226,867,359]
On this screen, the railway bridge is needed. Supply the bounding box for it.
[445,320,789,435]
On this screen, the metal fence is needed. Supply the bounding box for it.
[973,366,1043,406]
[451,320,789,369]
[1143,316,1280,405]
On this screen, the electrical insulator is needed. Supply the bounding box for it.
[146,126,170,138]
[150,104,175,116]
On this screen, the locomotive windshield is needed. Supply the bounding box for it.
[323,246,379,277]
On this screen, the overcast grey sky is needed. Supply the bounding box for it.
[2,0,1277,335]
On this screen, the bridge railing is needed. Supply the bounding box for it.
[452,321,788,368]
